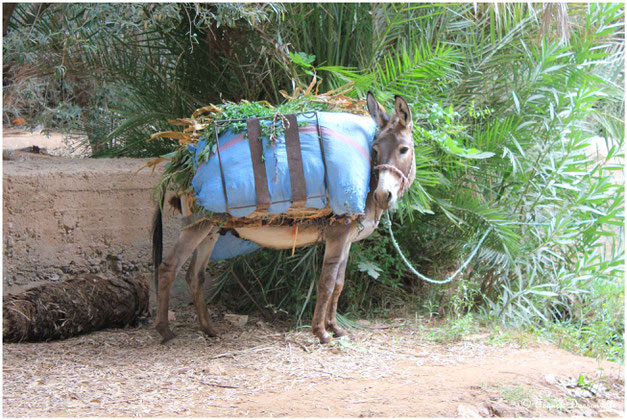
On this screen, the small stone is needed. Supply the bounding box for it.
[49,274,60,282]
[490,403,516,418]
[597,408,623,417]
[543,374,558,385]
[456,404,481,418]
[6,237,14,247]
[477,404,491,417]
[224,314,248,327]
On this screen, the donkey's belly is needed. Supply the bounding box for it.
[235,226,322,249]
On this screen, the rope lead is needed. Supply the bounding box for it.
[383,211,492,285]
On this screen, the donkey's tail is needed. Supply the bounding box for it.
[152,186,166,295]
[152,189,184,295]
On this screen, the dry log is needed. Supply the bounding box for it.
[3,273,149,342]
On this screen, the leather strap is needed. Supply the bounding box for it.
[246,118,271,211]
[284,114,307,207]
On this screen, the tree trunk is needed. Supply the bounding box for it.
[3,274,149,342]
[3,3,17,36]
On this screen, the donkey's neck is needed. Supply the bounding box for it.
[352,170,384,241]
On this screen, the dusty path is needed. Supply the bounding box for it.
[2,306,624,417]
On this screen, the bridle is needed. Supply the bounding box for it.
[373,146,413,196]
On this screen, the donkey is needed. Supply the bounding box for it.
[152,92,415,344]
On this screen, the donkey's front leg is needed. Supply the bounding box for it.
[325,241,351,338]
[155,222,216,343]
[312,227,350,344]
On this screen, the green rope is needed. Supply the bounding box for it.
[383,211,492,285]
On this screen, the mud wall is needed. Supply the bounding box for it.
[2,155,191,300]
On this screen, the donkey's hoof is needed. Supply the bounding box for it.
[318,332,332,344]
[201,325,219,338]
[159,330,176,344]
[332,327,347,338]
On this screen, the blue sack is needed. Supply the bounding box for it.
[210,231,260,261]
[190,112,376,218]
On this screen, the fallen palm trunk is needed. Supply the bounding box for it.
[3,274,149,342]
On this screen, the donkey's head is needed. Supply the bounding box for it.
[367,91,415,210]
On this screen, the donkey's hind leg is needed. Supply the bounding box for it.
[155,222,216,343]
[185,229,220,337]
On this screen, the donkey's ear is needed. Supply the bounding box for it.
[367,91,390,128]
[394,95,412,130]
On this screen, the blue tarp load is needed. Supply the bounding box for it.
[190,112,376,217]
[187,111,376,260]
[210,231,260,260]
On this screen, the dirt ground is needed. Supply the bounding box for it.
[2,305,624,417]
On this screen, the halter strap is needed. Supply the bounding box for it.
[374,164,410,195]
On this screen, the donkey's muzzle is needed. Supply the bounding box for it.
[374,188,394,209]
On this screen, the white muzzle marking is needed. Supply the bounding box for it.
[374,169,400,208]
[374,164,410,208]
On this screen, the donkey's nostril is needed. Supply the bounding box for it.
[375,189,392,207]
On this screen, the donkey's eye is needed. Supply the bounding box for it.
[372,149,378,161]
[399,146,409,155]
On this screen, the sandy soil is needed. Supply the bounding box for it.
[2,305,624,417]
